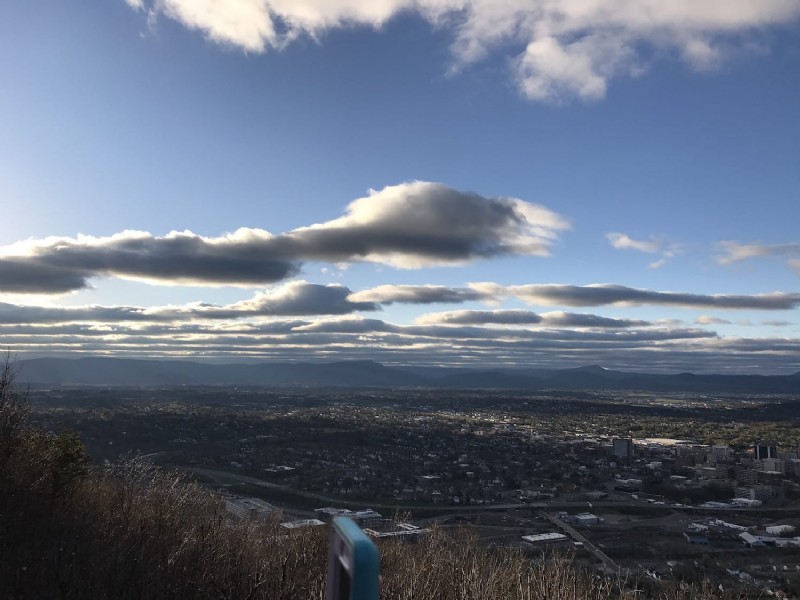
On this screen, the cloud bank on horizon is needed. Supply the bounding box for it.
[126,0,800,102]
[1,308,795,374]
[0,276,798,373]
[1,178,797,373]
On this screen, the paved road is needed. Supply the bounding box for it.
[540,511,623,575]
[187,466,476,512]
[182,466,800,517]
[189,467,289,490]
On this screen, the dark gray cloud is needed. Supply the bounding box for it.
[348,285,486,305]
[281,182,567,267]
[0,303,154,324]
[214,282,378,317]
[417,309,544,325]
[0,182,568,294]
[540,312,650,328]
[503,284,800,309]
[471,283,800,310]
[5,279,790,331]
[416,309,649,327]
[3,317,714,345]
[0,230,301,294]
[353,282,800,310]
[14,319,797,372]
[0,282,377,324]
[285,317,713,343]
[405,326,711,343]
[0,261,91,294]
[13,339,798,374]
[293,318,397,334]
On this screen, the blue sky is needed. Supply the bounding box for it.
[1,0,799,372]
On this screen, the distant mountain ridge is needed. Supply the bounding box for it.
[16,356,800,394]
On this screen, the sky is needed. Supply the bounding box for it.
[0,0,799,373]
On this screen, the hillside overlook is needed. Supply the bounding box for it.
[0,358,739,599]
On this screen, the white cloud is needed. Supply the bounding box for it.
[606,232,681,269]
[696,315,732,325]
[717,242,800,276]
[129,0,800,102]
[157,0,278,52]
[647,257,671,270]
[607,232,662,254]
[682,37,724,70]
[516,33,639,102]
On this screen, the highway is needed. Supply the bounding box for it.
[540,511,623,575]
[182,466,800,518]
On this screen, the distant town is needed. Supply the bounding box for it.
[30,386,800,597]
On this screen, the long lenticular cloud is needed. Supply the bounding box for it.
[415,309,650,328]
[0,182,568,294]
[0,282,376,324]
[351,282,800,310]
[347,285,487,305]
[500,284,800,309]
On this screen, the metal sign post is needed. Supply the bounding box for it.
[325,517,380,600]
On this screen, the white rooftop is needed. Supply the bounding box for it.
[522,533,568,543]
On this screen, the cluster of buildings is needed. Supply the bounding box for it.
[314,507,383,528]
[224,497,430,540]
[224,496,278,521]
[557,436,800,508]
[118,391,796,514]
[663,440,800,506]
[222,424,800,512]
[683,518,800,555]
[738,523,800,548]
[521,532,570,547]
